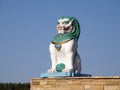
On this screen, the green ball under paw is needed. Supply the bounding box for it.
[56,63,65,72]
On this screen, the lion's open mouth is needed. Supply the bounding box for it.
[57,26,71,31]
[64,26,70,31]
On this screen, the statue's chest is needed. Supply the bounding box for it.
[52,39,73,52]
[53,43,71,52]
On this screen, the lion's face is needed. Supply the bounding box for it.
[56,18,73,34]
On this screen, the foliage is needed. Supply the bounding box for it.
[0,82,30,90]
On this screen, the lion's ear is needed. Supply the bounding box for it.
[69,19,74,25]
[66,19,74,27]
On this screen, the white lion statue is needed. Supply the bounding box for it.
[47,16,81,75]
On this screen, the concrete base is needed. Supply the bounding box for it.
[30,76,120,90]
[40,72,91,78]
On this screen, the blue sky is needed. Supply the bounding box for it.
[0,0,120,82]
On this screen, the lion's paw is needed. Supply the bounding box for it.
[47,68,56,73]
[62,68,73,72]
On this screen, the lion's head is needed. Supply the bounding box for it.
[52,16,80,43]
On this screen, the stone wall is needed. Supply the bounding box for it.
[30,76,120,90]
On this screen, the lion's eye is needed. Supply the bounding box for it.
[62,21,69,24]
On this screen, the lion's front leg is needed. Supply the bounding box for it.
[62,52,74,73]
[47,54,57,73]
[47,43,57,73]
[62,39,77,73]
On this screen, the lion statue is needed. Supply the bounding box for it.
[47,16,81,75]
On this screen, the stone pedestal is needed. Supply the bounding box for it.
[40,72,91,78]
[30,76,120,90]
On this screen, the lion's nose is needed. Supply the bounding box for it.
[57,25,64,30]
[57,25,63,28]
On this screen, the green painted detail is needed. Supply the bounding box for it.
[56,63,65,72]
[52,16,80,43]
